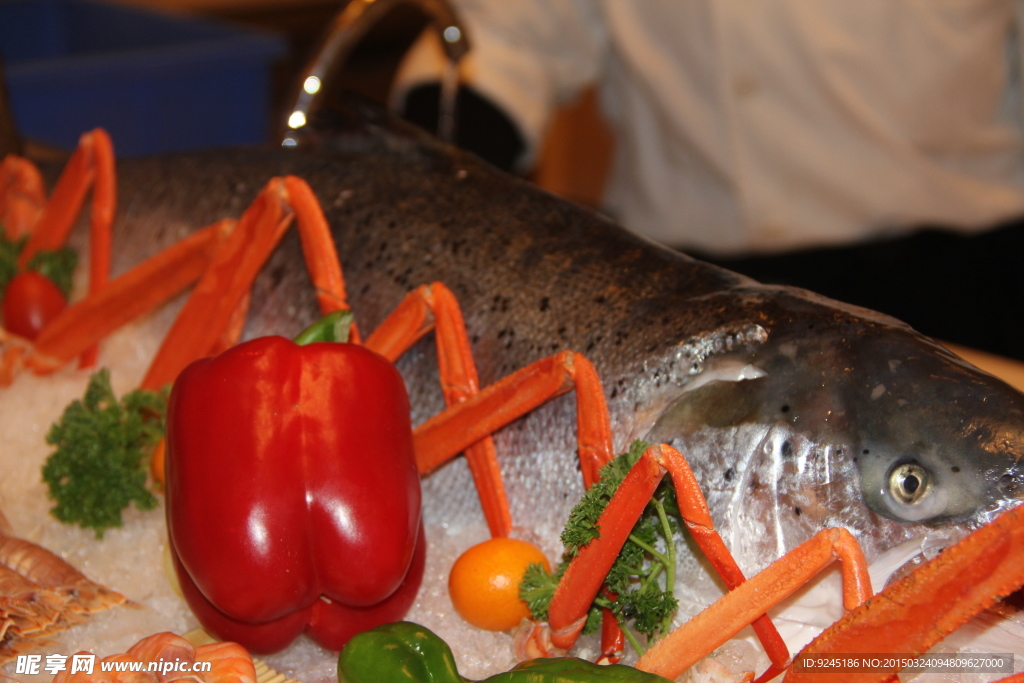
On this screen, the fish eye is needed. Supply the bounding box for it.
[888,462,930,505]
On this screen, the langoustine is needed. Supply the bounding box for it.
[0,512,126,662]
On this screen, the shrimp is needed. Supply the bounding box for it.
[0,511,126,661]
[48,632,256,683]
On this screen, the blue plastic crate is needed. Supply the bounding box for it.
[0,0,287,156]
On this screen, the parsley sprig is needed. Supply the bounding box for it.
[0,231,78,297]
[520,440,681,655]
[0,233,25,294]
[42,369,168,537]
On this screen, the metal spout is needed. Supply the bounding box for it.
[281,0,470,145]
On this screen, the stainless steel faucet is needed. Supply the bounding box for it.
[281,0,470,145]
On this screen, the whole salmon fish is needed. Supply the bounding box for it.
[50,99,1024,656]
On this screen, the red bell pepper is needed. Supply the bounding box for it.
[165,335,425,653]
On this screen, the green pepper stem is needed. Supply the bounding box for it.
[294,309,354,345]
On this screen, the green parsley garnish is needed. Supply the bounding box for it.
[26,246,78,298]
[42,369,168,538]
[0,232,78,297]
[0,233,26,294]
[520,440,681,656]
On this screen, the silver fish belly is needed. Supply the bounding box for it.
[94,103,1023,592]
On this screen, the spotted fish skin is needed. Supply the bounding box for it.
[82,100,1022,570]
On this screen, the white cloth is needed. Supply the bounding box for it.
[394,0,1024,256]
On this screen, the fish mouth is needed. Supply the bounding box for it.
[871,497,1021,591]
[975,495,1024,528]
[868,531,961,590]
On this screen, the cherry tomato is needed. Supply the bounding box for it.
[2,271,67,340]
[448,537,550,631]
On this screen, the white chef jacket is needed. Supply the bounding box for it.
[394,0,1024,256]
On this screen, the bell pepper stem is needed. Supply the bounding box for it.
[294,309,354,345]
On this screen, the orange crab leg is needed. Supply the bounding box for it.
[413,351,572,472]
[658,445,792,682]
[598,604,625,665]
[281,177,353,321]
[412,347,621,658]
[146,178,352,483]
[377,301,617,635]
[6,130,116,368]
[209,291,253,357]
[140,179,294,391]
[635,525,871,681]
[364,282,510,537]
[80,129,116,368]
[17,130,114,267]
[546,447,664,651]
[576,356,623,663]
[16,141,92,263]
[572,351,615,488]
[88,129,116,290]
[413,350,615,480]
[363,287,433,361]
[785,503,1024,683]
[31,220,233,366]
[0,155,45,238]
[141,176,350,391]
[541,443,790,678]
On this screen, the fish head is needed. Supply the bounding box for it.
[644,288,1024,566]
[840,326,1024,527]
